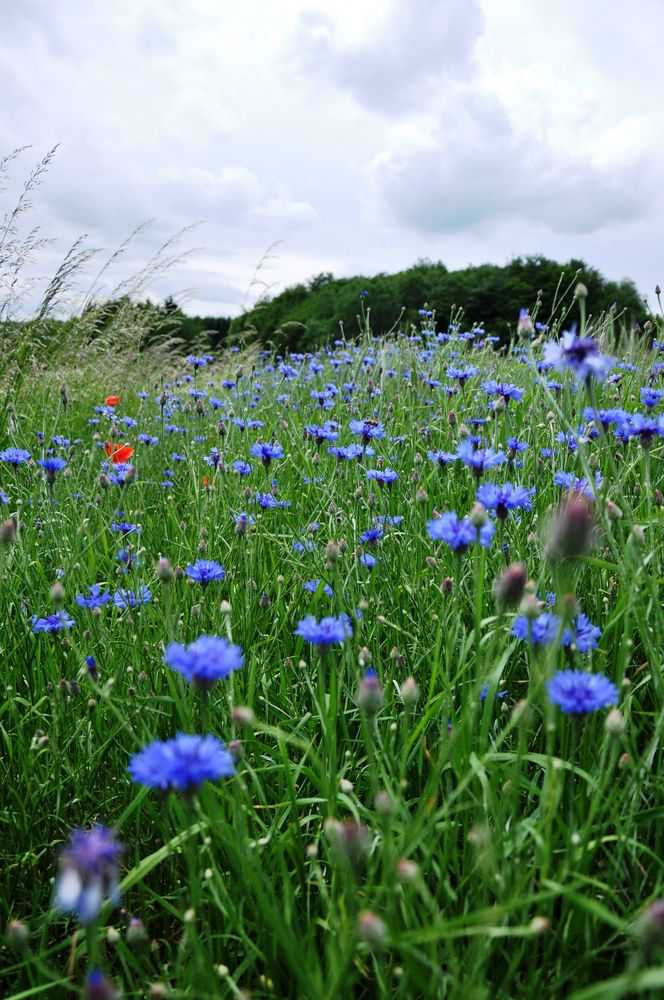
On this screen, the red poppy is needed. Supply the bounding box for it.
[104,442,135,464]
[106,395,121,407]
[202,475,210,489]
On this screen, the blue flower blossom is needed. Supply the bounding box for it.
[54,826,123,924]
[543,329,615,382]
[0,448,31,466]
[113,586,152,608]
[427,511,494,552]
[294,614,352,646]
[547,670,618,714]
[129,733,236,792]
[75,585,112,609]
[165,635,243,690]
[185,560,225,586]
[32,610,76,633]
[476,482,535,519]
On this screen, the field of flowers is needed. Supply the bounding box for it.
[3,293,664,999]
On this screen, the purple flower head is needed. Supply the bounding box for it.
[546,670,618,714]
[54,825,123,924]
[428,450,457,468]
[304,579,334,597]
[294,613,352,646]
[165,635,243,691]
[129,733,236,793]
[39,456,67,483]
[185,559,225,587]
[543,328,615,382]
[32,610,75,633]
[641,387,664,408]
[427,511,495,552]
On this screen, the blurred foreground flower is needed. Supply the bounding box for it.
[54,826,123,924]
[165,635,243,691]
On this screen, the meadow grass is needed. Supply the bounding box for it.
[2,297,664,999]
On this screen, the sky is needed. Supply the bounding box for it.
[1,0,662,318]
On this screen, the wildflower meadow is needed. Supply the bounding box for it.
[4,286,664,999]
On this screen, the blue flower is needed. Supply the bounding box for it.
[249,441,283,467]
[165,636,243,691]
[32,610,75,633]
[554,470,602,499]
[640,387,663,408]
[113,586,152,608]
[294,614,352,646]
[0,447,31,466]
[39,456,67,482]
[480,683,508,700]
[75,585,112,609]
[232,460,252,475]
[185,560,225,587]
[428,450,457,468]
[349,419,386,443]
[359,552,377,568]
[54,826,123,924]
[427,511,494,552]
[546,670,618,714]
[359,526,383,546]
[481,380,524,403]
[457,440,506,477]
[111,520,141,534]
[128,733,236,792]
[447,365,479,383]
[304,579,334,597]
[543,329,615,382]
[366,468,398,486]
[476,482,535,519]
[512,611,560,646]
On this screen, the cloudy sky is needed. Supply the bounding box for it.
[2,0,662,318]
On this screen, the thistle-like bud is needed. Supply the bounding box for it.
[357,910,387,948]
[544,495,596,562]
[357,669,384,715]
[400,676,421,706]
[493,563,528,609]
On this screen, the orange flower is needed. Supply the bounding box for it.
[202,475,210,489]
[104,441,135,464]
[106,395,121,407]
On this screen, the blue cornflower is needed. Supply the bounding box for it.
[0,447,31,466]
[205,448,222,469]
[481,380,524,403]
[75,585,112,610]
[129,733,235,793]
[349,419,386,443]
[304,579,334,597]
[447,364,479,383]
[506,438,529,456]
[359,526,383,547]
[563,614,602,652]
[32,610,75,633]
[137,434,159,446]
[249,441,283,468]
[39,456,67,482]
[554,470,603,499]
[480,683,508,700]
[547,670,618,714]
[232,460,252,475]
[165,635,243,691]
[427,511,494,552]
[328,443,372,462]
[111,520,141,534]
[185,354,209,369]
[512,611,561,646]
[457,440,506,477]
[476,482,535,519]
[185,559,225,587]
[54,826,123,924]
[428,450,457,468]
[618,412,664,448]
[306,422,339,445]
[640,387,663,408]
[359,552,377,568]
[543,328,615,382]
[294,614,352,646]
[113,586,152,608]
[366,468,398,486]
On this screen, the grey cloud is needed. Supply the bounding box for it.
[292,0,485,114]
[371,95,654,235]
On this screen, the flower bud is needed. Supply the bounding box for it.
[6,919,29,950]
[126,916,148,946]
[574,281,588,299]
[155,558,174,582]
[493,563,528,609]
[357,910,387,948]
[634,899,664,950]
[545,496,596,562]
[605,708,626,736]
[324,818,369,868]
[400,676,420,706]
[357,669,384,715]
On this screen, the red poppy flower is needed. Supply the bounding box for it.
[104,442,135,464]
[106,395,121,407]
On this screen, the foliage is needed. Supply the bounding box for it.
[2,292,664,998]
[231,256,647,353]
